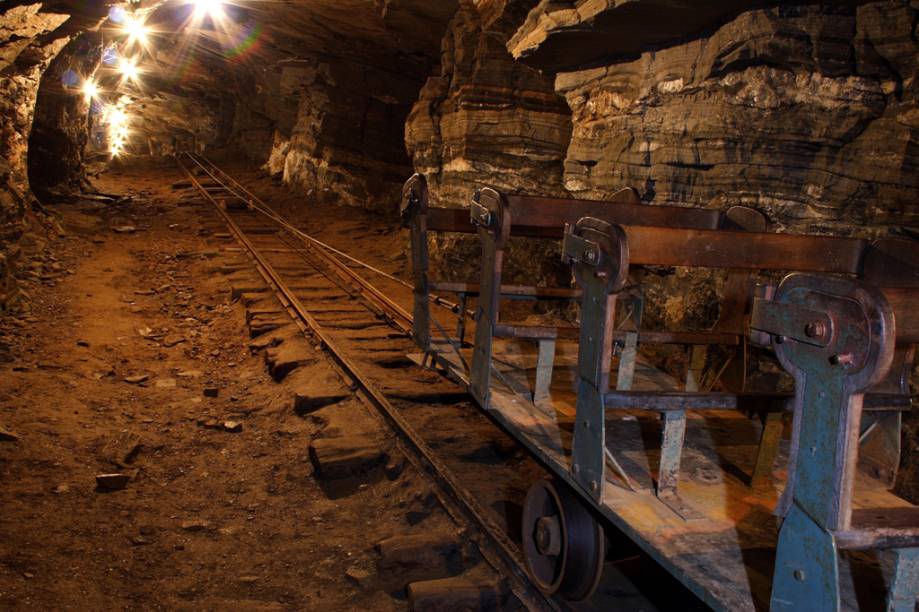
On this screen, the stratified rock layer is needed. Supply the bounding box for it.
[220,0,459,210]
[508,0,869,72]
[553,3,919,235]
[405,0,571,208]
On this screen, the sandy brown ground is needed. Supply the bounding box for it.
[0,158,475,610]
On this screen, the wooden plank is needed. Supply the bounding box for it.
[838,506,919,550]
[493,323,744,346]
[425,208,475,233]
[603,391,786,411]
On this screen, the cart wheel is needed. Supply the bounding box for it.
[521,478,606,601]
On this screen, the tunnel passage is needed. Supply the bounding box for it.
[2,0,919,610]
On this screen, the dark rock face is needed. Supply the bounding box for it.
[218,0,459,210]
[509,0,871,72]
[550,3,919,236]
[0,3,72,310]
[28,32,100,199]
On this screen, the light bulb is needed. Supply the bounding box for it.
[123,15,149,45]
[118,57,140,82]
[82,79,99,101]
[192,0,224,19]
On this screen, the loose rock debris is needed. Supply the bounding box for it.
[0,160,519,610]
[95,473,131,491]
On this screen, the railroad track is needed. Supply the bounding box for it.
[174,152,703,612]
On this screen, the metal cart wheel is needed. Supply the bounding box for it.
[521,478,606,601]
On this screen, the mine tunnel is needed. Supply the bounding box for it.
[2,0,919,610]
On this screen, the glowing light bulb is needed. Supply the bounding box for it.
[118,57,140,82]
[82,79,99,101]
[109,108,128,127]
[192,0,224,19]
[123,15,149,45]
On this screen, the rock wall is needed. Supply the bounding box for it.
[403,0,573,286]
[216,1,459,211]
[279,55,421,210]
[552,3,919,236]
[229,53,420,210]
[0,4,72,310]
[405,0,571,208]
[28,32,100,199]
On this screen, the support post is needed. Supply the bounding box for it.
[614,293,643,391]
[533,339,556,406]
[563,218,629,501]
[751,274,897,611]
[400,175,431,352]
[887,547,919,612]
[469,189,510,409]
[750,409,786,488]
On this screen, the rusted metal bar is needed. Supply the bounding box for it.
[402,174,432,350]
[469,188,511,409]
[624,225,866,272]
[430,281,582,300]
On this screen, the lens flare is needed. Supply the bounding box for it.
[103,103,131,158]
[81,79,99,101]
[123,14,149,46]
[192,0,224,19]
[118,57,140,83]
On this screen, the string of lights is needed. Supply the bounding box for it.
[76,0,225,158]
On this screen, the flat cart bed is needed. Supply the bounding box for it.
[413,339,903,611]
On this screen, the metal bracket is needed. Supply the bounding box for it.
[751,297,834,348]
[470,199,492,229]
[400,173,427,228]
[565,218,630,501]
[561,228,602,267]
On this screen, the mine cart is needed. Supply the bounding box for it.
[402,175,919,611]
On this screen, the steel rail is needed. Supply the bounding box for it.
[182,153,465,318]
[175,155,558,612]
[182,153,417,333]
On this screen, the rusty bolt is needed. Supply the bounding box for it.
[830,352,855,366]
[804,321,826,338]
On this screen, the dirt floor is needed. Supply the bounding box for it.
[0,157,499,610]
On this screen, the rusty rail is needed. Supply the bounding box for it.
[175,153,558,612]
